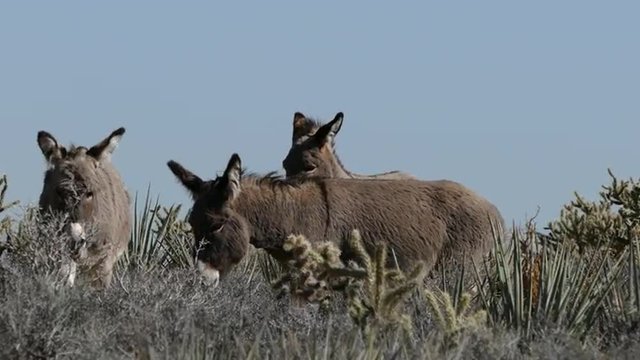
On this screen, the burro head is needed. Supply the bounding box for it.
[282,111,416,181]
[282,111,344,178]
[167,154,250,286]
[37,127,126,239]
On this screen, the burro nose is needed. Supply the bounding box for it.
[197,259,220,287]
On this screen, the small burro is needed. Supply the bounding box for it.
[167,152,505,287]
[282,111,416,180]
[36,127,132,289]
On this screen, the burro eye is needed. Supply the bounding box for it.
[85,191,94,200]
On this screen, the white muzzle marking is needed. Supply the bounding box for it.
[197,259,220,287]
[68,222,88,259]
[69,222,86,242]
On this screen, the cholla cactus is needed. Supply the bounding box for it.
[424,288,487,347]
[275,230,427,337]
[344,230,427,336]
[272,234,357,307]
[546,169,640,254]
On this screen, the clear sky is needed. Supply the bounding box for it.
[1,1,638,230]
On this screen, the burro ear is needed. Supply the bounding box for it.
[292,112,309,143]
[221,153,242,202]
[87,127,126,162]
[37,130,66,164]
[312,112,344,146]
[167,160,205,200]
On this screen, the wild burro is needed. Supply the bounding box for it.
[282,111,416,180]
[36,127,131,289]
[167,153,504,287]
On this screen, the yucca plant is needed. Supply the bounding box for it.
[118,185,194,272]
[154,204,194,269]
[473,213,627,342]
[119,185,163,270]
[543,169,640,334]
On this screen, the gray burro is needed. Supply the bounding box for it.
[167,152,505,286]
[36,127,132,289]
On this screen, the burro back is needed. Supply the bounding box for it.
[282,111,416,180]
[167,153,505,287]
[36,127,131,289]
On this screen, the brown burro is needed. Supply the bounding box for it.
[167,153,505,287]
[282,111,416,180]
[37,127,131,289]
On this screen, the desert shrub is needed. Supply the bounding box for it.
[466,169,640,348]
[3,170,640,358]
[0,174,19,239]
[0,202,353,359]
[545,169,640,340]
[0,206,91,290]
[0,174,19,214]
[546,169,640,255]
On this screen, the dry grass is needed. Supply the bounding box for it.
[1,174,640,359]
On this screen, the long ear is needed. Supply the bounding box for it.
[87,127,125,162]
[292,112,310,143]
[167,160,205,199]
[312,112,343,147]
[221,153,242,203]
[37,130,66,164]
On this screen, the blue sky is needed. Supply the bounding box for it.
[1,1,638,229]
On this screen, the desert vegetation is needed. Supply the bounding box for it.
[2,169,640,359]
